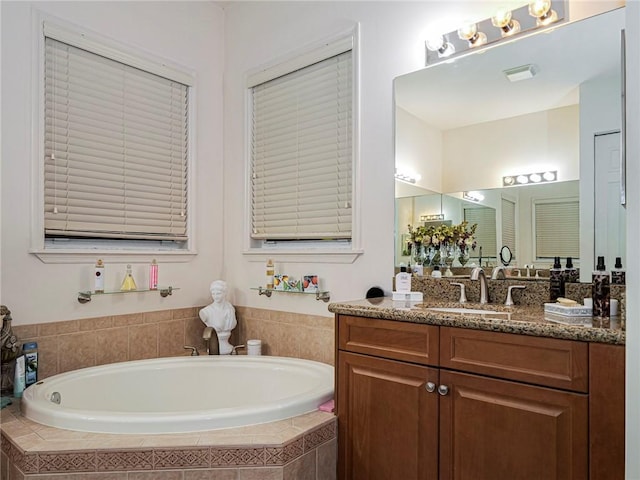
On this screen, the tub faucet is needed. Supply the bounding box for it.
[203,327,220,355]
[470,267,490,304]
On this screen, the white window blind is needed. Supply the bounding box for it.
[501,197,517,260]
[465,207,497,258]
[44,37,189,241]
[250,50,353,240]
[534,200,579,258]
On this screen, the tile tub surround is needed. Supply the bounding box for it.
[328,297,625,345]
[0,401,336,480]
[9,306,335,383]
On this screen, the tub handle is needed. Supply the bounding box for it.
[50,392,61,404]
[183,345,199,356]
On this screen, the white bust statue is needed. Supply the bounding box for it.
[199,280,237,354]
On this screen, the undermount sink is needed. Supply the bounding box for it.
[426,307,507,315]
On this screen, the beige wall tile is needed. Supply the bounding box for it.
[172,307,199,320]
[128,324,159,360]
[283,450,315,480]
[34,336,59,380]
[237,467,283,480]
[143,310,173,324]
[297,327,333,365]
[12,324,38,340]
[127,472,183,480]
[112,313,143,327]
[80,316,114,332]
[95,327,129,366]
[58,331,97,373]
[184,469,239,480]
[158,320,187,357]
[316,438,337,480]
[39,319,79,337]
[185,317,205,353]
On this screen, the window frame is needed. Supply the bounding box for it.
[30,14,197,264]
[242,27,362,264]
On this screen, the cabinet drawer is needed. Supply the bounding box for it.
[338,315,439,366]
[440,327,588,392]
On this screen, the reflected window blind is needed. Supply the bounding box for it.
[44,37,188,241]
[464,207,497,258]
[251,50,352,240]
[501,198,517,260]
[534,200,579,258]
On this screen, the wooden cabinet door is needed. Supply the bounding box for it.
[337,351,439,480]
[439,370,588,480]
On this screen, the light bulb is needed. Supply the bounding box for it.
[457,22,487,47]
[528,0,557,26]
[543,171,556,181]
[503,176,515,186]
[491,9,521,37]
[516,175,529,184]
[529,173,542,183]
[426,34,455,57]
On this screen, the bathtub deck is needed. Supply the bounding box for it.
[0,399,336,479]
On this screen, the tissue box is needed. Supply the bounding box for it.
[543,303,592,317]
[544,312,592,326]
[392,291,423,302]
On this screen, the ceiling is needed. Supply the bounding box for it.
[394,7,625,131]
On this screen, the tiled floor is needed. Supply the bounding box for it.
[0,402,336,479]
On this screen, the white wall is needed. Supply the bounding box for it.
[0,1,225,324]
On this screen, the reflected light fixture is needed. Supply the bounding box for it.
[425,34,455,58]
[529,0,558,26]
[491,8,521,37]
[420,214,445,222]
[463,191,485,202]
[503,170,557,187]
[395,168,421,184]
[457,22,487,48]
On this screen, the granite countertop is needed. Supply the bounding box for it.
[328,297,625,345]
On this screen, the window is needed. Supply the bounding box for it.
[534,199,579,259]
[464,206,497,259]
[42,23,191,249]
[248,36,354,246]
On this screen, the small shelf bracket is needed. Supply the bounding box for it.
[258,286,273,297]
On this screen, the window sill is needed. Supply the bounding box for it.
[242,248,362,264]
[31,249,197,264]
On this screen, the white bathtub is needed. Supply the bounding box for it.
[21,356,334,434]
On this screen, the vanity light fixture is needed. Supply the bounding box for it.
[529,0,558,26]
[463,191,485,202]
[503,170,558,187]
[420,214,445,222]
[424,0,565,65]
[491,8,521,37]
[395,168,421,184]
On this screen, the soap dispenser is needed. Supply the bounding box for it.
[549,257,564,302]
[563,257,579,284]
[592,256,610,319]
[611,257,625,285]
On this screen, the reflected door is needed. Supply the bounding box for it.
[594,131,625,269]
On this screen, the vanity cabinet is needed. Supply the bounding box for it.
[336,315,624,480]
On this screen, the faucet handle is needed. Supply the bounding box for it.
[450,282,468,304]
[505,285,526,306]
[183,345,200,356]
[231,344,245,355]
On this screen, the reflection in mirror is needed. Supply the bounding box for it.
[394,8,626,280]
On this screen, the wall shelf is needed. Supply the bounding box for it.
[252,287,330,303]
[77,287,177,304]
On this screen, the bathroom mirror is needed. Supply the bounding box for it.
[394,8,625,277]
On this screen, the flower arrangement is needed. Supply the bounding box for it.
[407,221,477,266]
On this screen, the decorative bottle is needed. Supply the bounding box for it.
[266,259,275,290]
[592,256,610,319]
[549,256,564,302]
[120,264,137,291]
[149,259,159,290]
[94,259,105,293]
[395,265,412,292]
[611,257,625,285]
[563,257,579,284]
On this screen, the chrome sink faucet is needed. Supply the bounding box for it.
[470,267,489,304]
[202,326,220,355]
